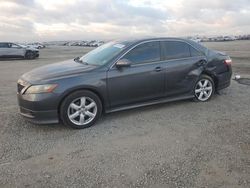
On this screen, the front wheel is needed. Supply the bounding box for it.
[60,90,102,129]
[194,75,215,102]
[25,51,35,59]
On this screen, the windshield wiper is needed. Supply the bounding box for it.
[81,61,89,65]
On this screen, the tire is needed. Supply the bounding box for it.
[60,90,102,129]
[25,51,35,60]
[193,74,215,102]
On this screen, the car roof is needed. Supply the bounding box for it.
[117,37,189,44]
[115,37,208,53]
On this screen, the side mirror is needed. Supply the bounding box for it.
[116,59,131,68]
[74,57,80,61]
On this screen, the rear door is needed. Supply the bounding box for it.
[0,43,10,57]
[161,40,206,97]
[107,41,165,108]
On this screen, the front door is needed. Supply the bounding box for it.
[107,41,165,108]
[8,43,25,57]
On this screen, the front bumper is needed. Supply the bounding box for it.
[34,51,39,58]
[17,92,59,124]
[19,107,58,124]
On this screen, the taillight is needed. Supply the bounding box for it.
[224,59,232,66]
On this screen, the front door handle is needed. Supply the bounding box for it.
[154,67,162,72]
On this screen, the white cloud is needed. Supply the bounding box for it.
[0,0,249,42]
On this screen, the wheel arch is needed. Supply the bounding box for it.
[201,70,218,90]
[24,50,34,58]
[25,49,32,54]
[57,86,105,117]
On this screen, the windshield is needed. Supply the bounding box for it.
[79,41,126,66]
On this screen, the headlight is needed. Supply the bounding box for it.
[25,84,58,94]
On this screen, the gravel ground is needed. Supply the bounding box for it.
[0,42,250,188]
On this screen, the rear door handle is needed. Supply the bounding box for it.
[154,67,163,72]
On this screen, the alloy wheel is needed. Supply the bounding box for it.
[67,97,97,126]
[195,79,213,101]
[26,51,34,59]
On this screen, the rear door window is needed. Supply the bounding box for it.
[190,46,203,57]
[123,41,160,64]
[162,41,191,60]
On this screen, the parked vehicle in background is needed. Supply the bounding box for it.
[0,42,39,59]
[17,37,232,129]
[63,40,105,47]
[87,41,104,47]
[27,42,45,49]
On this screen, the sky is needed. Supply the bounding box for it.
[0,0,250,42]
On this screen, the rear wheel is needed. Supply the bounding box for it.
[25,51,35,59]
[194,75,215,102]
[60,90,102,129]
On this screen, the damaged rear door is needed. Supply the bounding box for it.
[161,40,207,97]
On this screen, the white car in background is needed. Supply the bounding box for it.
[27,42,45,49]
[0,42,39,59]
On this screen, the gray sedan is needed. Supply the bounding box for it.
[17,38,232,129]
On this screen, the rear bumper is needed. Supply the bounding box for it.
[17,93,59,124]
[216,70,232,90]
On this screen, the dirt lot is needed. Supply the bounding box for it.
[0,41,250,188]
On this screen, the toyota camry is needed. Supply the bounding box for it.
[17,38,232,128]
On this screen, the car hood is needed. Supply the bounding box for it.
[19,45,38,51]
[21,59,96,83]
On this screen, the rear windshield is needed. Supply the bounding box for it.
[186,39,208,54]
